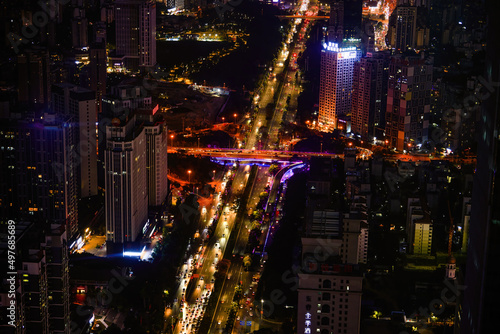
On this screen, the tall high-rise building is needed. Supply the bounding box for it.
[343,0,362,40]
[385,54,432,151]
[351,52,390,139]
[298,235,364,334]
[6,113,80,239]
[71,8,88,49]
[413,218,433,255]
[144,122,168,207]
[297,269,363,334]
[135,106,169,207]
[0,223,70,334]
[139,0,156,67]
[395,6,417,51]
[460,0,500,332]
[115,0,156,69]
[328,0,344,43]
[89,44,107,114]
[41,225,71,334]
[52,83,98,198]
[318,42,361,131]
[328,0,362,42]
[17,49,51,107]
[104,114,148,252]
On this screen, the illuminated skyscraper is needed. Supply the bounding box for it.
[104,114,148,253]
[89,44,107,114]
[385,54,432,151]
[395,6,417,51]
[318,42,361,131]
[115,0,156,69]
[351,52,390,139]
[18,114,79,238]
[51,83,98,198]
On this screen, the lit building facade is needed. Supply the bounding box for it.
[319,42,361,131]
[385,55,432,151]
[297,268,363,334]
[144,122,168,207]
[52,83,98,198]
[351,52,390,139]
[395,6,417,51]
[115,0,156,69]
[104,115,148,249]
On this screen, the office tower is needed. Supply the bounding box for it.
[318,42,361,131]
[144,122,168,207]
[343,0,362,40]
[328,0,344,43]
[104,114,148,252]
[351,52,390,139]
[9,114,79,238]
[71,8,88,49]
[115,0,156,69]
[52,83,98,198]
[139,0,156,67]
[89,44,107,114]
[395,6,417,51]
[385,54,432,151]
[461,0,500,332]
[328,0,362,42]
[17,48,51,107]
[135,105,168,207]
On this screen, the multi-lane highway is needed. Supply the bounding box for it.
[207,167,272,333]
[172,167,250,334]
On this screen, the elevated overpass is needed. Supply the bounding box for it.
[167,147,476,165]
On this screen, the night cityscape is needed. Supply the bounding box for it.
[0,0,499,333]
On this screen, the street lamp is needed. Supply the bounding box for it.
[222,117,225,123]
[261,299,264,326]
[188,170,192,183]
[170,134,174,147]
[233,113,237,123]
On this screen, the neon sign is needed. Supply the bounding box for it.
[323,42,357,53]
[305,312,312,333]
